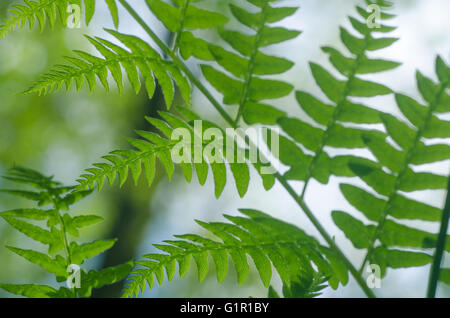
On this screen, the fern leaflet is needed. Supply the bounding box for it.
[146,0,228,56]
[20,0,231,108]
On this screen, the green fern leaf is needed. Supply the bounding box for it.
[78,261,134,297]
[194,0,299,125]
[371,247,433,277]
[6,246,67,279]
[71,214,104,228]
[337,56,450,276]
[77,109,274,198]
[280,272,328,298]
[23,29,192,108]
[274,1,399,188]
[122,209,346,298]
[440,269,450,285]
[1,216,64,254]
[61,213,103,237]
[0,284,57,298]
[70,239,117,264]
[0,208,59,226]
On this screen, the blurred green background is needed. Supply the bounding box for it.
[0,0,449,298]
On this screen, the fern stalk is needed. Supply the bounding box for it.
[50,195,77,297]
[427,175,450,297]
[276,173,376,298]
[117,0,375,298]
[359,76,450,274]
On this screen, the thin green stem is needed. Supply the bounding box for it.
[50,195,77,298]
[427,175,450,298]
[118,0,374,298]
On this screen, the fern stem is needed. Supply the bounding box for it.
[245,134,376,297]
[117,0,235,127]
[359,79,450,275]
[427,174,450,298]
[50,195,77,298]
[118,0,375,298]
[276,173,376,298]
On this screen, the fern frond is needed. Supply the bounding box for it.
[0,0,119,39]
[194,0,300,125]
[76,109,276,198]
[0,167,133,298]
[22,1,230,104]
[122,209,349,298]
[336,55,450,279]
[272,0,399,189]
[24,29,191,108]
